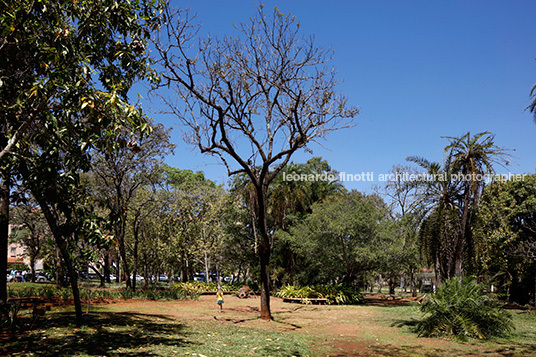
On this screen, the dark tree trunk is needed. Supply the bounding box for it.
[34,200,83,325]
[118,232,131,289]
[411,267,417,298]
[20,165,84,324]
[55,246,66,288]
[30,256,36,283]
[255,184,272,321]
[454,180,472,278]
[43,218,83,325]
[0,171,10,303]
[389,279,396,295]
[104,250,111,285]
[132,223,139,292]
[58,236,83,326]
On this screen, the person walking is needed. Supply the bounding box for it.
[216,289,224,313]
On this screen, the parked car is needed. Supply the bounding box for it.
[193,272,218,282]
[131,274,144,281]
[25,272,52,282]
[35,272,52,282]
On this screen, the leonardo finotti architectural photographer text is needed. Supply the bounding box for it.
[282,171,527,183]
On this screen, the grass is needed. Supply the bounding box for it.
[1,308,310,356]
[2,292,536,356]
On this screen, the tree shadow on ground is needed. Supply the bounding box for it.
[1,311,192,356]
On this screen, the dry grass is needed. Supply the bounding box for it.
[2,294,536,356]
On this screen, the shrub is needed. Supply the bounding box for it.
[172,282,202,300]
[37,286,57,299]
[415,277,514,340]
[58,288,72,301]
[275,284,363,305]
[119,289,135,300]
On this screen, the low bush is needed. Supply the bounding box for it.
[415,277,514,340]
[37,286,57,299]
[58,288,73,301]
[172,282,203,299]
[275,284,364,305]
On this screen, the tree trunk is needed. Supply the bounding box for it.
[41,214,83,325]
[22,169,84,325]
[255,184,272,321]
[259,242,271,320]
[0,172,10,303]
[411,267,417,298]
[377,275,383,293]
[115,258,121,283]
[204,250,210,284]
[30,256,36,283]
[118,233,131,289]
[132,222,139,292]
[454,181,472,278]
[104,250,111,285]
[389,279,396,295]
[55,246,65,288]
[58,237,83,326]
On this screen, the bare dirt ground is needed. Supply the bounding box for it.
[92,294,513,356]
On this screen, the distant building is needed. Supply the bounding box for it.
[7,224,44,271]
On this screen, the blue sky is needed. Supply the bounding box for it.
[141,0,536,192]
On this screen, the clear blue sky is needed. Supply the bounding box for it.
[141,0,536,192]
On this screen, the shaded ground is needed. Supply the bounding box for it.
[2,293,536,356]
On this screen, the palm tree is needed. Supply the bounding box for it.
[408,132,509,280]
[443,132,510,277]
[529,82,536,122]
[406,155,462,281]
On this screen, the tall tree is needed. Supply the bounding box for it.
[9,197,50,282]
[153,5,358,320]
[160,167,217,282]
[375,165,424,295]
[279,191,393,285]
[406,155,461,282]
[443,131,510,277]
[90,122,173,290]
[408,132,509,281]
[269,158,344,285]
[475,175,536,305]
[0,0,163,321]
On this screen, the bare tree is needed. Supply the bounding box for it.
[153,5,358,320]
